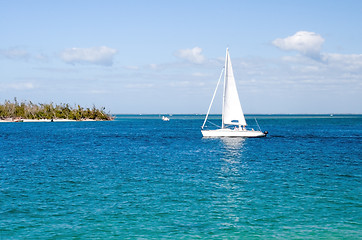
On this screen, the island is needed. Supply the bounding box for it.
[0,99,114,122]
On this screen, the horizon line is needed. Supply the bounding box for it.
[111,113,362,115]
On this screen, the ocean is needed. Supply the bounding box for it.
[1,115,361,239]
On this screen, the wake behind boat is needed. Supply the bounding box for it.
[201,48,268,138]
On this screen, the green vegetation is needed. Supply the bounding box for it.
[0,98,114,121]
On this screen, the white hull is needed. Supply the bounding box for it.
[162,116,170,121]
[202,128,266,138]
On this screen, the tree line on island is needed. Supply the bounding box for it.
[0,99,114,121]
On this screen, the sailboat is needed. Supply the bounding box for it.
[201,48,268,138]
[162,116,170,121]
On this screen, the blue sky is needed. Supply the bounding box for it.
[1,0,361,114]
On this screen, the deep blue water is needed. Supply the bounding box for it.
[1,115,361,239]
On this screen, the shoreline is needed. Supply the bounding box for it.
[0,118,105,123]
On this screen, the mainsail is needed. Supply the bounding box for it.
[222,49,247,127]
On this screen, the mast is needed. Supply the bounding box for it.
[222,48,228,129]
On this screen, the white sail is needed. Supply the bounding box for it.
[222,48,247,127]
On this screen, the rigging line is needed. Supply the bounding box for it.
[254,117,262,131]
[205,120,222,129]
[201,67,224,129]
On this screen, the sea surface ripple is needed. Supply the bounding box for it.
[1,115,361,239]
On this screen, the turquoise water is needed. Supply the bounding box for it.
[1,115,361,239]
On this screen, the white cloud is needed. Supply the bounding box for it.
[0,82,35,90]
[89,89,108,94]
[0,48,30,60]
[0,48,49,62]
[60,46,117,66]
[175,47,205,64]
[125,83,154,89]
[124,65,139,70]
[192,72,209,77]
[34,53,49,62]
[149,64,159,70]
[281,52,362,73]
[273,31,325,60]
[323,53,362,71]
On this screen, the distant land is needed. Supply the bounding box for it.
[0,99,114,122]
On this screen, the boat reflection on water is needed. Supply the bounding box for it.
[221,137,245,159]
[218,138,248,202]
[219,137,247,177]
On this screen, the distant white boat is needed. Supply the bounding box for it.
[201,48,267,138]
[162,116,170,121]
